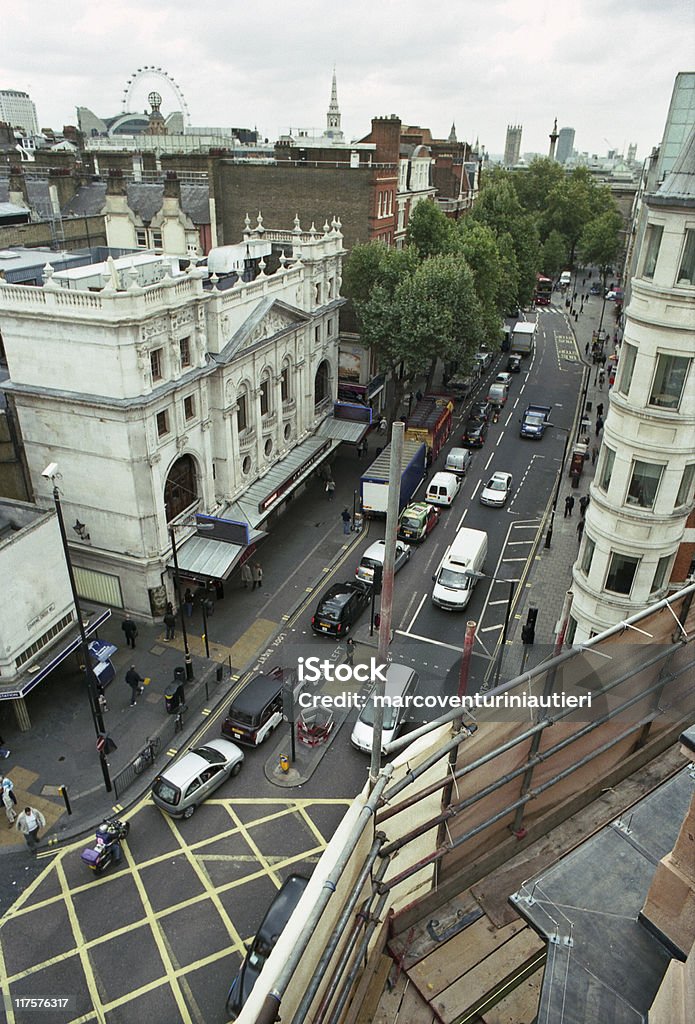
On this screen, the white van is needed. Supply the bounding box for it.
[350,663,419,753]
[560,270,571,287]
[445,447,473,476]
[431,528,488,610]
[426,471,461,507]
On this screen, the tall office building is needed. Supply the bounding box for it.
[503,124,522,167]
[0,89,39,135]
[655,72,695,182]
[556,127,575,164]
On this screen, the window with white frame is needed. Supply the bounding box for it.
[605,552,639,595]
[626,460,663,509]
[580,537,595,576]
[641,224,663,279]
[650,554,672,594]
[136,229,147,248]
[597,446,615,493]
[281,363,290,402]
[151,229,163,249]
[184,395,195,420]
[237,389,248,433]
[616,342,637,396]
[675,464,695,508]
[649,353,690,409]
[156,410,169,438]
[676,228,695,285]
[260,376,270,417]
[150,348,163,382]
[179,336,191,367]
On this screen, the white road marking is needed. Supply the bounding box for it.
[471,480,481,498]
[394,630,463,653]
[502,557,527,562]
[456,506,469,530]
[496,431,505,446]
[507,539,533,545]
[488,599,512,606]
[406,593,427,634]
[480,624,503,633]
[484,452,494,471]
[513,397,520,409]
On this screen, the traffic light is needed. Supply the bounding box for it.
[372,564,383,595]
[522,607,538,645]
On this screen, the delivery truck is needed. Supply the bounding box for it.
[360,440,427,517]
[511,321,536,357]
[405,394,454,461]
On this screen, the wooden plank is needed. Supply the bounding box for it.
[482,968,544,1024]
[388,893,480,968]
[409,916,526,997]
[434,929,544,1023]
[355,955,395,1024]
[370,972,439,1024]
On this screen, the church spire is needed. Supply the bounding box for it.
[448,122,457,143]
[326,67,344,141]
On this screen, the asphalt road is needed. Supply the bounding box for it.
[0,308,584,1024]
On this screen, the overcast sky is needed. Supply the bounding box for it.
[2,0,693,159]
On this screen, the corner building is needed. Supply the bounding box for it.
[570,129,695,642]
[0,217,345,617]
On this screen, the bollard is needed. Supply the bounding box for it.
[58,785,72,815]
[279,753,290,774]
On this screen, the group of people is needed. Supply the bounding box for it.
[0,773,46,854]
[240,562,263,590]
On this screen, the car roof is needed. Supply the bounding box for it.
[402,502,429,515]
[490,471,511,482]
[363,540,387,557]
[429,471,458,485]
[256,875,310,943]
[229,675,284,715]
[319,582,361,608]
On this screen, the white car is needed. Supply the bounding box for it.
[355,540,411,583]
[495,372,513,389]
[480,471,513,507]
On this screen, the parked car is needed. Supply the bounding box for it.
[462,418,489,447]
[356,540,411,583]
[151,738,244,819]
[226,875,310,1018]
[605,288,624,302]
[506,354,522,373]
[469,401,492,423]
[486,383,508,407]
[475,349,493,369]
[398,502,440,542]
[479,471,513,507]
[311,580,371,636]
[444,447,473,476]
[590,283,602,295]
[495,372,513,389]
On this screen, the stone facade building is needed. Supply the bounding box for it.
[0,216,346,618]
[570,128,695,642]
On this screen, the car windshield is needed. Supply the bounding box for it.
[465,422,481,434]
[191,746,226,764]
[526,415,544,426]
[360,558,380,570]
[438,568,471,590]
[153,777,179,804]
[359,697,399,731]
[488,479,507,491]
[400,516,421,529]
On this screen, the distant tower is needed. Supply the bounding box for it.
[504,124,522,167]
[448,122,457,143]
[548,118,559,160]
[556,127,575,164]
[325,68,344,143]
[627,142,637,165]
[145,91,167,136]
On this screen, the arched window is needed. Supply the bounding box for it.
[260,371,272,417]
[164,454,198,523]
[236,384,249,433]
[314,359,330,408]
[281,357,291,403]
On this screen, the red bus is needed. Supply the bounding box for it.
[534,274,552,305]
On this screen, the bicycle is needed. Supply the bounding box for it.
[133,735,161,774]
[174,704,188,735]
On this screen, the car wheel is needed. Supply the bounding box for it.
[182,804,196,819]
[230,761,242,777]
[406,549,412,561]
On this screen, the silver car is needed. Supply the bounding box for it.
[355,540,411,583]
[151,737,244,819]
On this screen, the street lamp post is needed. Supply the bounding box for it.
[545,429,572,549]
[45,469,112,793]
[169,525,194,681]
[465,570,518,690]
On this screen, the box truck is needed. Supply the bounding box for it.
[511,321,536,357]
[360,440,427,516]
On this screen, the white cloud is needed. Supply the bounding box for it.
[1,0,692,158]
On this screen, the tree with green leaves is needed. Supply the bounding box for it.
[405,200,455,259]
[578,210,623,290]
[511,157,565,217]
[542,229,569,277]
[469,177,542,306]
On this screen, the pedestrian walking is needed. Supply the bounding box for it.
[121,615,138,649]
[16,806,46,854]
[378,416,387,434]
[325,478,336,501]
[595,415,604,437]
[184,588,194,618]
[0,735,10,759]
[592,444,598,465]
[252,563,263,590]
[576,518,585,542]
[125,665,144,706]
[341,507,351,535]
[598,370,605,390]
[241,562,253,589]
[584,341,589,355]
[579,495,590,518]
[2,776,17,825]
[564,495,575,518]
[346,637,355,668]
[596,403,604,419]
[163,609,176,640]
[96,682,108,715]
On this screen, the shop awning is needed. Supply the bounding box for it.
[228,434,333,529]
[315,416,371,443]
[0,608,112,701]
[166,529,263,582]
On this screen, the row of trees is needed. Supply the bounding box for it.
[342,159,624,418]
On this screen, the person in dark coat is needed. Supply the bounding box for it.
[184,588,194,618]
[595,415,604,437]
[341,508,352,534]
[579,495,590,518]
[163,610,176,641]
[125,666,144,706]
[121,615,138,649]
[576,518,585,542]
[564,495,575,518]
